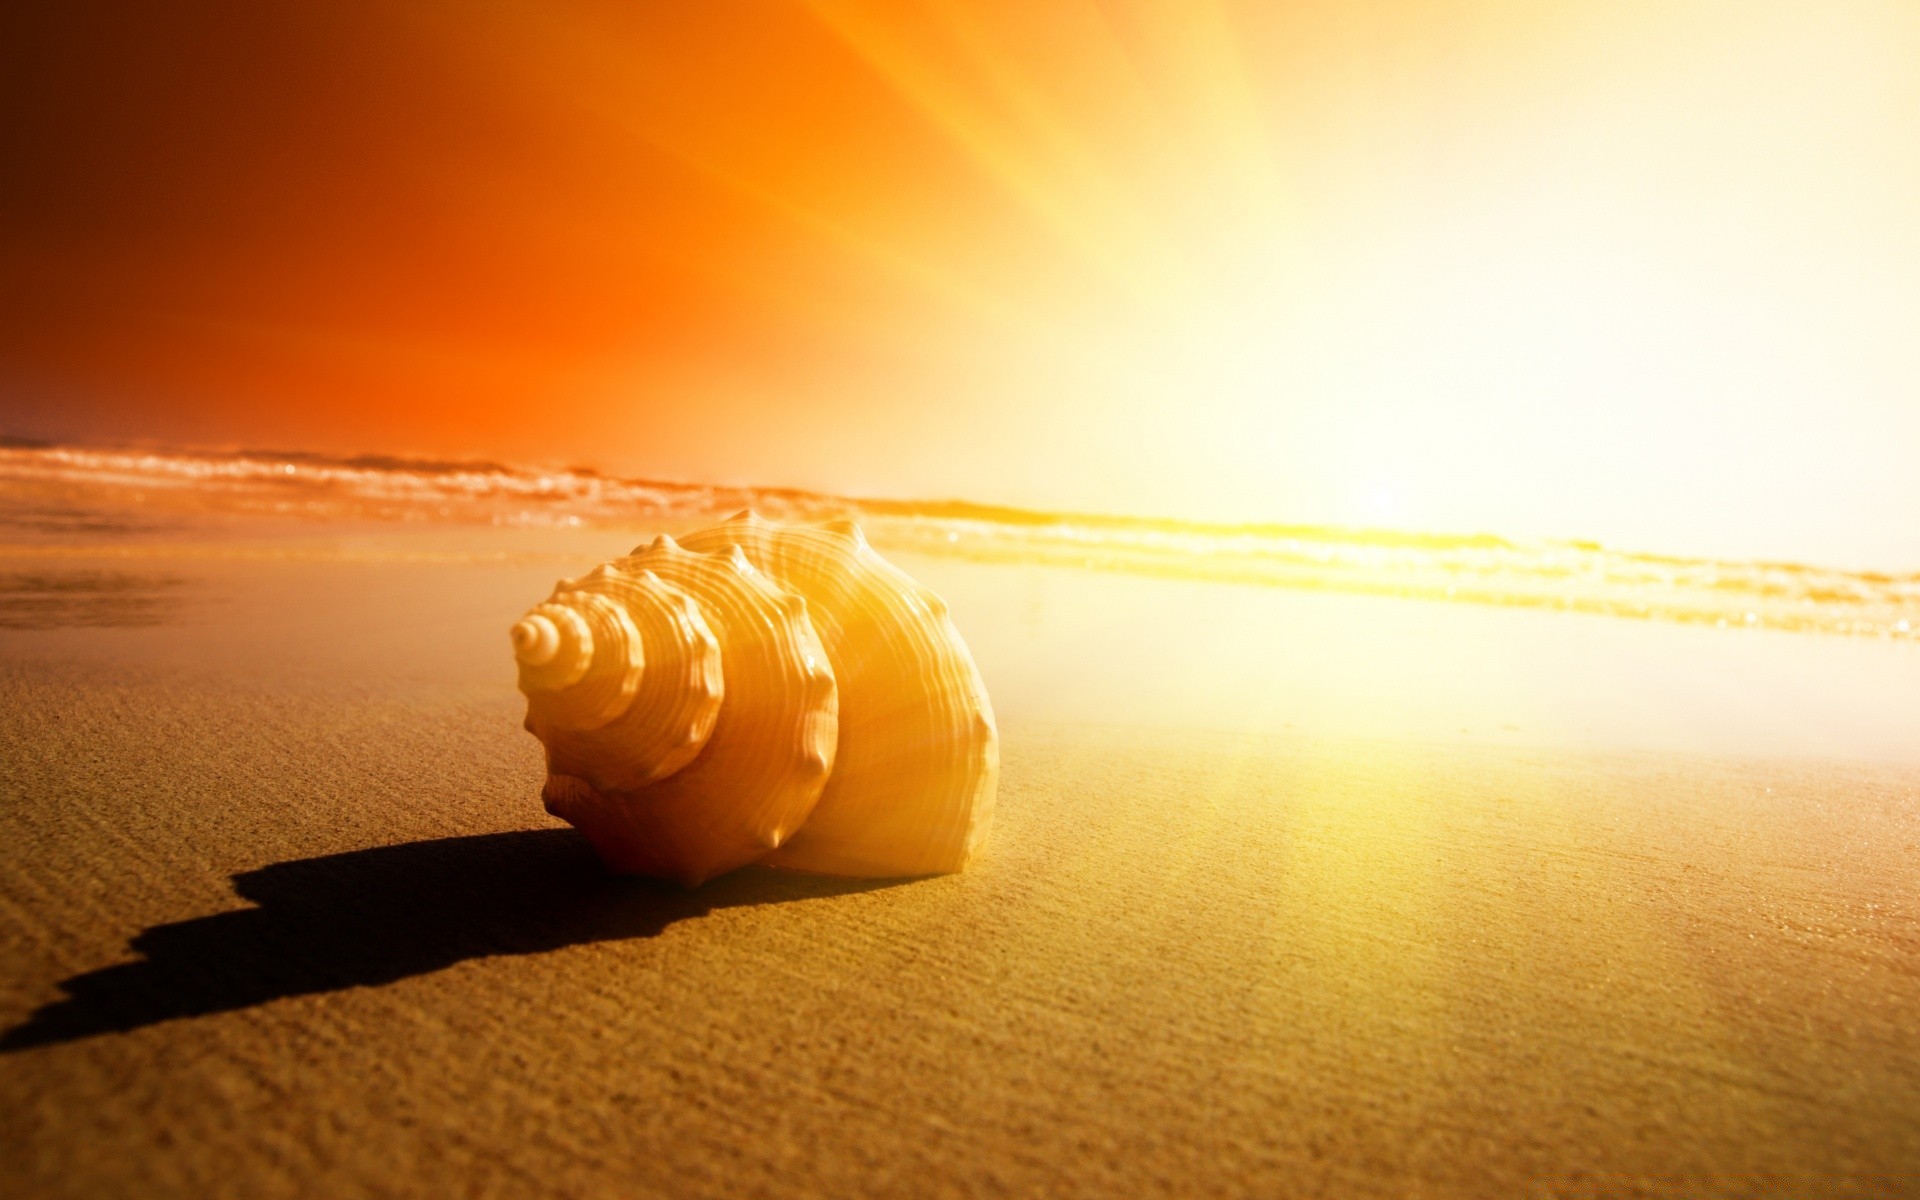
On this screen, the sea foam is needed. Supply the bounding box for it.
[1,442,1912,641]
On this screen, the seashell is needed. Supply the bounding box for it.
[512,513,997,884]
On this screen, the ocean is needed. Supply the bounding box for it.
[3,441,1911,642]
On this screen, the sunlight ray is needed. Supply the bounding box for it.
[799,0,1192,306]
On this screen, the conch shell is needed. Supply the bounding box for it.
[512,513,998,885]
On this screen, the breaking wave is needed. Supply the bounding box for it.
[1,441,1913,640]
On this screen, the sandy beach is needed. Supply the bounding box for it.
[2,519,1918,1198]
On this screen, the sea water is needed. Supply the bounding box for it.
[2,442,1915,765]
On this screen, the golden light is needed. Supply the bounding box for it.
[5,1,1917,566]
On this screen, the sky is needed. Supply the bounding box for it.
[3,1,1917,567]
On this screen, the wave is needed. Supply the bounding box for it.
[1,441,1913,641]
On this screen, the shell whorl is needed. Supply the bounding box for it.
[678,511,998,878]
[514,514,996,884]
[512,605,590,690]
[516,533,838,886]
[530,561,723,791]
[514,592,642,731]
[510,610,565,671]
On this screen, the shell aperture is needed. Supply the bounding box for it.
[513,516,997,884]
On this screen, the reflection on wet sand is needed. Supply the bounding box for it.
[0,570,188,629]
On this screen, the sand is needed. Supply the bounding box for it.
[2,545,1918,1198]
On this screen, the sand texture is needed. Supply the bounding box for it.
[3,650,1918,1198]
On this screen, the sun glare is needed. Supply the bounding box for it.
[5,1,1917,567]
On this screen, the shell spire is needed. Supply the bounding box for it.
[513,515,996,884]
[515,535,837,886]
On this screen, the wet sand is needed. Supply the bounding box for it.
[2,543,1918,1197]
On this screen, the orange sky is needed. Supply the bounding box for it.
[4,1,1918,566]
